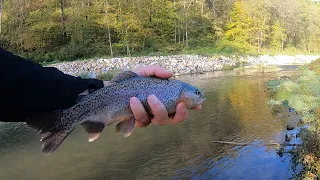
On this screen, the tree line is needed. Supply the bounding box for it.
[0,0,319,62]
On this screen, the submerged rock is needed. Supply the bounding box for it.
[288,107,295,112]
[285,134,293,142]
[287,123,295,130]
[299,118,305,124]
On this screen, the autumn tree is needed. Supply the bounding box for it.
[224,0,254,50]
[270,20,286,52]
[0,0,320,62]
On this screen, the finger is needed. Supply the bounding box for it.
[148,95,169,125]
[134,65,173,79]
[130,97,151,128]
[170,102,188,124]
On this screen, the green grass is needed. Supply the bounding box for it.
[96,71,118,81]
[267,58,320,179]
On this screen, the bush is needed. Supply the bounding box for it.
[306,58,320,74]
[215,40,248,54]
[96,71,117,81]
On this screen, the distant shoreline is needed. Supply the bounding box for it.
[48,54,320,77]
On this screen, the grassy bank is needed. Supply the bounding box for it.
[267,58,320,179]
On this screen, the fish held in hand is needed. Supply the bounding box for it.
[26,71,205,154]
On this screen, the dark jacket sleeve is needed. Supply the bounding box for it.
[0,48,104,122]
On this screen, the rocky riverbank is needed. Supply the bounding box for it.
[49,54,320,76]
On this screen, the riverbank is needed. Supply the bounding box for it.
[266,58,320,179]
[48,54,320,77]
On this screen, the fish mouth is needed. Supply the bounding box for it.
[197,98,206,105]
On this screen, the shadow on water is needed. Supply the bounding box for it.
[0,122,38,152]
[0,66,301,180]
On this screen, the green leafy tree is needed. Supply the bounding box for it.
[1,0,320,62]
[224,0,254,51]
[270,20,287,52]
[245,0,271,52]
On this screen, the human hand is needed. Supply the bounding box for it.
[128,65,201,127]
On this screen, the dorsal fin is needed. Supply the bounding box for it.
[110,71,139,83]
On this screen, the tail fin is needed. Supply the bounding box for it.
[39,131,73,154]
[26,110,73,155]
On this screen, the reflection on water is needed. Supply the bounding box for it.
[0,68,300,180]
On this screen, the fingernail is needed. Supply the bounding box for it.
[149,95,159,105]
[130,97,139,105]
[180,104,186,113]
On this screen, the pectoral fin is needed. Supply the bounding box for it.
[116,117,135,137]
[88,133,101,142]
[81,121,105,142]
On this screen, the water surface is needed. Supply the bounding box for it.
[0,67,300,180]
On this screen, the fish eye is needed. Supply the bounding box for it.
[195,90,201,95]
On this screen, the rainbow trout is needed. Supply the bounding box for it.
[26,71,205,154]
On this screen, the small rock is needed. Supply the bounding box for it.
[87,71,97,78]
[299,118,305,124]
[287,123,295,130]
[285,134,292,142]
[85,64,91,69]
[288,107,295,113]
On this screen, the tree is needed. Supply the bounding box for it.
[0,0,320,62]
[245,0,271,52]
[105,0,113,56]
[0,0,2,34]
[59,0,67,42]
[224,0,254,50]
[270,20,287,51]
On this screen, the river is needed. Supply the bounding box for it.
[0,66,301,180]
